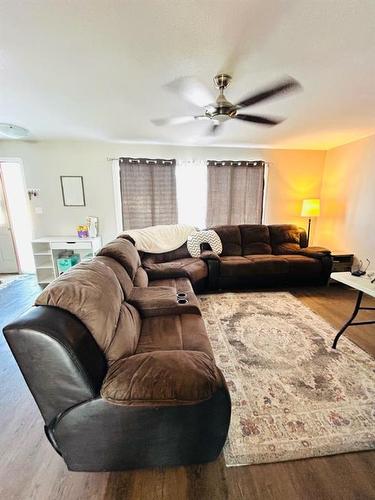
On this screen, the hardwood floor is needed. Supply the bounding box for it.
[1,277,374,500]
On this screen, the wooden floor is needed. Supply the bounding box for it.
[1,276,374,500]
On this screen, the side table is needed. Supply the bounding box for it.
[331,251,354,273]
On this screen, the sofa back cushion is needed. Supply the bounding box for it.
[114,303,142,361]
[210,225,242,256]
[141,243,191,265]
[35,260,141,364]
[240,225,272,255]
[133,267,149,287]
[97,238,141,280]
[269,224,306,254]
[95,255,134,299]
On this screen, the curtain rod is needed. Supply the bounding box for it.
[107,157,269,165]
[107,156,272,167]
[106,157,174,163]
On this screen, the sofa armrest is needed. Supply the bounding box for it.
[297,246,331,259]
[128,286,201,317]
[101,350,226,406]
[198,251,221,290]
[199,250,221,262]
[297,246,333,284]
[4,306,107,425]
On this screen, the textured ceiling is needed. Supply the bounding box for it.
[1,0,375,149]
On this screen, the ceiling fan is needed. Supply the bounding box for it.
[152,74,302,134]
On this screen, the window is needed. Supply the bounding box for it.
[176,160,207,228]
[115,157,266,231]
[206,160,265,226]
[119,157,177,229]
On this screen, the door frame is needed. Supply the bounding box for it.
[0,157,30,274]
[0,166,20,273]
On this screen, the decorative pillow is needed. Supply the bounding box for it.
[187,230,223,258]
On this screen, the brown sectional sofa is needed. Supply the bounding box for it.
[4,238,231,472]
[130,224,332,291]
[4,224,331,472]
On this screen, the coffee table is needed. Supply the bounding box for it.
[331,272,375,348]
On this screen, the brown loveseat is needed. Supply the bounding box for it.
[4,238,231,472]
[132,224,332,291]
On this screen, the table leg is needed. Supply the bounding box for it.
[332,290,363,349]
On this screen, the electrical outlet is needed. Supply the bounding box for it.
[35,207,43,214]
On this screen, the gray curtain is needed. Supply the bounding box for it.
[206,160,265,226]
[119,157,177,229]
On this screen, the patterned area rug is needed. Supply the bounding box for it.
[199,292,375,466]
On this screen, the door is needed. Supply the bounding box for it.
[0,175,18,273]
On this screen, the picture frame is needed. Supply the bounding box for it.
[60,176,86,207]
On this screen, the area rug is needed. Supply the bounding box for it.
[199,292,375,466]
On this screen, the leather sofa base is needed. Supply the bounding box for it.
[52,390,231,471]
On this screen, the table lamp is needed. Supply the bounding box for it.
[301,198,320,245]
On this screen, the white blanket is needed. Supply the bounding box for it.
[122,224,196,254]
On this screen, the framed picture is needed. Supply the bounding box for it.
[60,176,86,206]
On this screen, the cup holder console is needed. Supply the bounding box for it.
[176,291,188,304]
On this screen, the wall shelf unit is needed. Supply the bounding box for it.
[31,236,102,286]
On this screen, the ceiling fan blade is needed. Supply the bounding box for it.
[234,77,302,109]
[164,76,215,108]
[151,115,208,126]
[235,114,284,126]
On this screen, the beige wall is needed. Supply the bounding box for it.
[317,134,375,262]
[0,140,326,245]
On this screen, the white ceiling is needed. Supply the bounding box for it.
[1,0,375,149]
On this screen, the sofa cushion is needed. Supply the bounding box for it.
[280,254,322,275]
[133,267,149,287]
[136,314,213,357]
[141,243,191,264]
[268,224,305,254]
[219,256,255,278]
[143,258,207,285]
[210,225,242,256]
[114,302,142,360]
[35,260,140,363]
[98,238,141,280]
[95,256,134,299]
[240,225,272,255]
[149,277,194,294]
[101,350,224,406]
[244,255,289,274]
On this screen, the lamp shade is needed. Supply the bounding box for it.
[301,198,320,217]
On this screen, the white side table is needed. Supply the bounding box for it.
[330,272,375,348]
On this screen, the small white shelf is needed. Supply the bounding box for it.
[32,235,102,286]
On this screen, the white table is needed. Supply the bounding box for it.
[330,272,375,348]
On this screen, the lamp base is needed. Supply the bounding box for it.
[307,218,311,246]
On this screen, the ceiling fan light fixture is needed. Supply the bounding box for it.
[212,113,232,123]
[0,123,30,139]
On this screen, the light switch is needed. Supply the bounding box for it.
[35,207,43,214]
